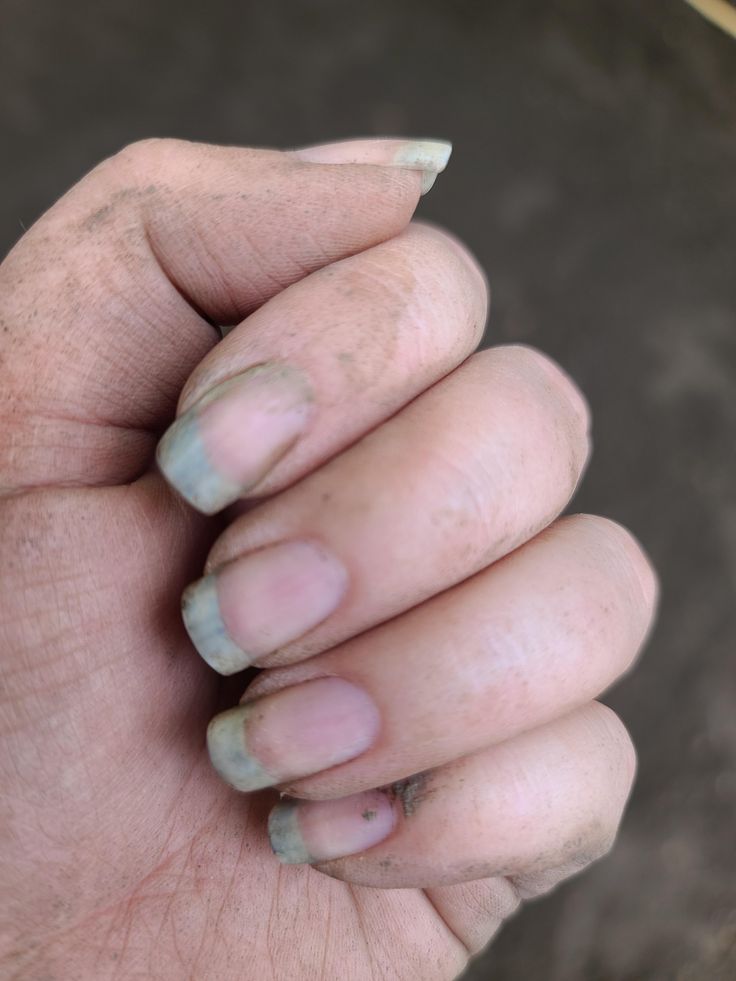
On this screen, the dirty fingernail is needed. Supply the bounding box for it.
[156,363,314,515]
[207,677,380,792]
[420,171,439,194]
[291,137,452,195]
[268,790,396,865]
[182,541,348,675]
[390,139,453,177]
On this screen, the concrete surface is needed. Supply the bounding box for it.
[1,0,734,977]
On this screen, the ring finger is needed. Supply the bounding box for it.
[205,513,656,799]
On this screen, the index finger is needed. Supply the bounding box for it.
[0,137,445,492]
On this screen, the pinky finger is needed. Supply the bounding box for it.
[267,702,636,890]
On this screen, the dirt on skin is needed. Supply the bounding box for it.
[389,771,436,818]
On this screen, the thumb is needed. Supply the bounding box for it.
[0,137,451,492]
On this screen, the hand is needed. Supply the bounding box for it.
[0,137,657,980]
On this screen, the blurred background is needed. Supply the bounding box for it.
[1,0,734,977]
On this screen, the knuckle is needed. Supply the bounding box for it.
[355,223,488,357]
[78,139,193,219]
[116,136,177,165]
[500,343,590,430]
[575,822,617,869]
[105,137,187,184]
[409,223,490,345]
[590,702,638,804]
[580,825,618,870]
[511,706,637,902]
[571,514,659,613]
[555,819,618,885]
[473,344,592,493]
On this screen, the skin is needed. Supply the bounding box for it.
[0,138,657,980]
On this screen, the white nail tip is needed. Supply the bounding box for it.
[157,364,313,516]
[207,707,273,792]
[420,171,438,195]
[156,411,240,516]
[392,140,453,174]
[182,575,250,676]
[268,803,313,865]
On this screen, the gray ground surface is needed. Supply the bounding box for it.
[1,0,734,977]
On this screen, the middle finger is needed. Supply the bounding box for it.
[184,344,590,675]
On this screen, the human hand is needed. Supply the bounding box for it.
[0,137,657,980]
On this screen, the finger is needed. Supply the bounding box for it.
[156,221,488,516]
[266,702,637,890]
[0,137,438,491]
[182,345,585,672]
[422,878,521,957]
[204,515,656,797]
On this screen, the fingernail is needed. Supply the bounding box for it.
[291,138,453,195]
[390,140,453,177]
[207,677,380,792]
[420,171,439,194]
[182,541,348,675]
[268,790,396,865]
[156,363,314,514]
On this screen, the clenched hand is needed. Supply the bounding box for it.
[0,138,657,980]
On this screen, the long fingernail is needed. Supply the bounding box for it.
[391,140,453,185]
[156,363,314,514]
[291,138,453,195]
[182,541,348,675]
[268,790,396,865]
[207,677,379,792]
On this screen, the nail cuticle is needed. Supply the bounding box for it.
[207,705,275,793]
[183,541,348,676]
[156,362,314,515]
[268,790,397,866]
[206,677,380,794]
